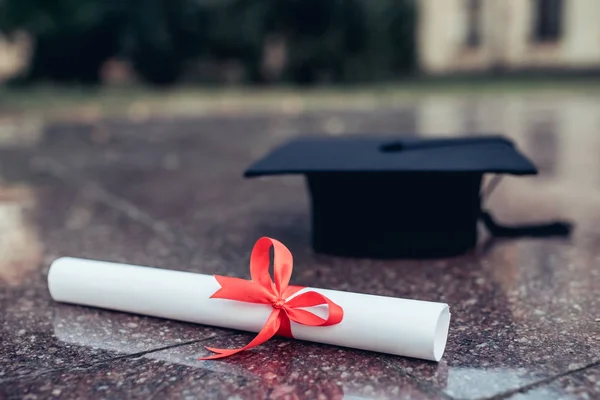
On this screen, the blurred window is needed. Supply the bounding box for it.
[465,0,482,48]
[533,0,563,42]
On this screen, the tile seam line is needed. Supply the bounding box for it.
[0,332,237,384]
[33,156,197,250]
[479,359,600,400]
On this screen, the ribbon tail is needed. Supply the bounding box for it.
[276,310,293,338]
[199,309,281,360]
[211,275,275,304]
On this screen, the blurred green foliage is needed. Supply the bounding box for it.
[0,0,416,85]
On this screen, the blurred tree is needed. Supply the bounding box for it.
[200,0,274,83]
[270,0,367,84]
[357,0,416,80]
[0,0,123,84]
[0,0,416,85]
[124,0,186,85]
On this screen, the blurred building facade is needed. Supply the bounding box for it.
[418,0,600,74]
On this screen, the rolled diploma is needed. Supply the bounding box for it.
[48,257,451,362]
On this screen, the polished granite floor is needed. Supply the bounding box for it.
[0,94,598,399]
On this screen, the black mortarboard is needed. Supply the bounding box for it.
[244,135,572,258]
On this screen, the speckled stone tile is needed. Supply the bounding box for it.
[20,103,599,398]
[0,174,227,380]
[1,96,600,399]
[0,333,445,400]
[508,365,600,400]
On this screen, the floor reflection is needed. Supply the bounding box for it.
[417,95,600,205]
[446,367,539,399]
[526,119,559,178]
[0,185,42,286]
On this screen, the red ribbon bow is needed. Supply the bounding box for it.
[200,237,344,359]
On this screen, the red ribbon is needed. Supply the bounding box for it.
[200,237,344,360]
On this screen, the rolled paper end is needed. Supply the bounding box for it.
[48,257,74,302]
[433,305,451,362]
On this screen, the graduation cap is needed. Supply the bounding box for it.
[244,135,572,259]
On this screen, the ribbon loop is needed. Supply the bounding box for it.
[285,291,344,327]
[200,237,344,360]
[249,237,293,296]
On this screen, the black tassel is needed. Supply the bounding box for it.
[480,210,573,238]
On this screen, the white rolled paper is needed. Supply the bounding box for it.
[48,257,451,362]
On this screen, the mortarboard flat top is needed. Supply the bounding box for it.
[244,136,537,177]
[244,135,567,259]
